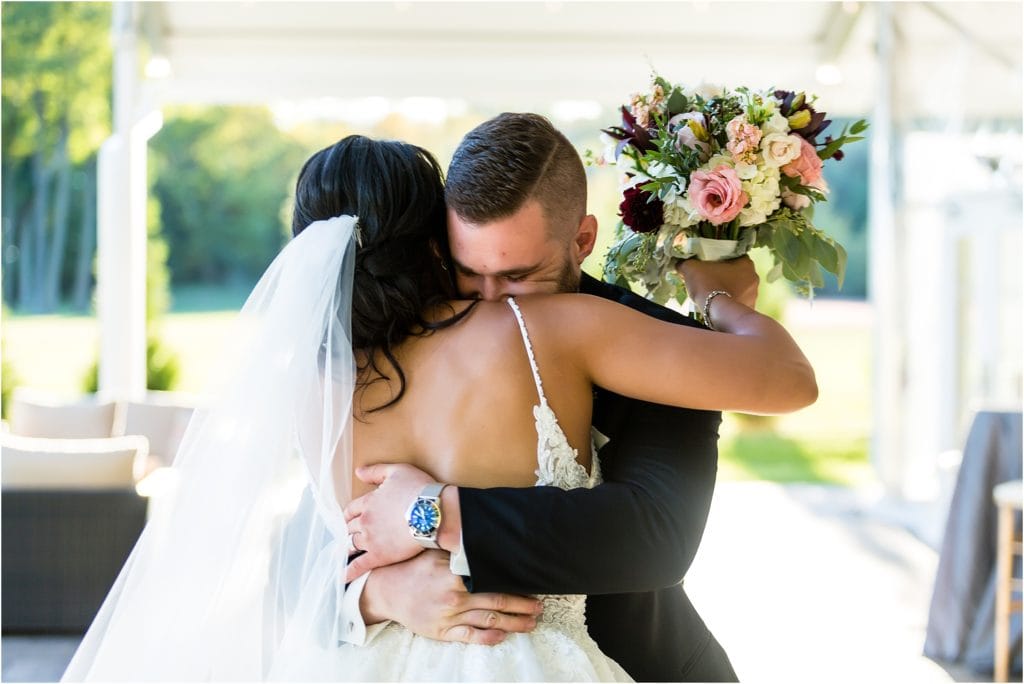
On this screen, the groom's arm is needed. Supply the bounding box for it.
[460,402,720,595]
[344,403,720,640]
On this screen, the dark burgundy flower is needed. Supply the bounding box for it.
[775,89,831,144]
[602,106,657,158]
[619,186,664,234]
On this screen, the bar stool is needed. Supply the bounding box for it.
[994,479,1023,682]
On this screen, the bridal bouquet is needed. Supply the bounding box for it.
[596,74,868,304]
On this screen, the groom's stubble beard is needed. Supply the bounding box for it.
[556,255,581,294]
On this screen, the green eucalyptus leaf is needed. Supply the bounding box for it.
[817,138,844,160]
[771,227,802,268]
[807,260,825,289]
[754,224,774,249]
[850,119,869,135]
[833,241,848,289]
[811,236,839,275]
[667,89,686,114]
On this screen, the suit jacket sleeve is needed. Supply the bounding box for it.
[458,276,722,596]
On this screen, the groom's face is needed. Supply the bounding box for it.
[447,199,590,301]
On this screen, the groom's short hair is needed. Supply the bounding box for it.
[446,113,586,236]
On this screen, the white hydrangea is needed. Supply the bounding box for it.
[738,165,782,227]
[735,160,759,180]
[705,153,733,170]
[663,195,700,228]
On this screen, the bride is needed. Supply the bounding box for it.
[63,135,816,681]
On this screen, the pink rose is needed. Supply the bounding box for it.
[781,187,810,210]
[781,138,824,185]
[782,177,829,210]
[688,165,749,225]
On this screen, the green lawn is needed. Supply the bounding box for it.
[2,296,873,485]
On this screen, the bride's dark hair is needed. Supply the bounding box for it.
[291,135,472,411]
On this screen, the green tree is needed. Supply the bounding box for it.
[1,307,17,418]
[1,2,112,312]
[151,107,307,288]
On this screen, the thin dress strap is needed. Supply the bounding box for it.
[506,297,548,406]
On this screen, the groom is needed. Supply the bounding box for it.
[341,113,739,682]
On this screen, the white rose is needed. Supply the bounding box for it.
[761,133,803,167]
[763,111,790,136]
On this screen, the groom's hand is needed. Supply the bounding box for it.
[344,463,461,582]
[361,550,542,645]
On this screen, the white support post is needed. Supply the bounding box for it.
[97,2,159,402]
[867,2,907,496]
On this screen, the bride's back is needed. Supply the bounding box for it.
[350,297,593,499]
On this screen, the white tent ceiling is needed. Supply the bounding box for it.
[138,1,1023,118]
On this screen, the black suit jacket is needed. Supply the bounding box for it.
[458,273,737,682]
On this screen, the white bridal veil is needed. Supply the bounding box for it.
[63,216,359,681]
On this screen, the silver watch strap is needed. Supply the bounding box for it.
[419,482,446,499]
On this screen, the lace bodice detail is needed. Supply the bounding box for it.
[507,298,601,637]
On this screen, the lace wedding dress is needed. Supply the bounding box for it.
[271,297,632,682]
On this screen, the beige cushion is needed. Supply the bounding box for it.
[9,391,116,439]
[0,434,148,490]
[120,401,194,467]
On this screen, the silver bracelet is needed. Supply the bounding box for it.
[702,290,732,331]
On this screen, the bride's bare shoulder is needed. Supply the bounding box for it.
[508,292,622,326]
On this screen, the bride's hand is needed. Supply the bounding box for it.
[344,463,459,581]
[675,255,759,309]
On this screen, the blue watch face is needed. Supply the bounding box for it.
[409,499,441,535]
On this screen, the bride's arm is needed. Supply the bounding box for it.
[525,261,818,416]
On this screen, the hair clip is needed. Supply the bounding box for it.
[353,219,364,248]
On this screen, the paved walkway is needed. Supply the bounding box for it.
[687,482,981,683]
[2,483,987,683]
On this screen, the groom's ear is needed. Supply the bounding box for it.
[571,215,599,265]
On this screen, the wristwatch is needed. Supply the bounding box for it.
[405,483,447,549]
